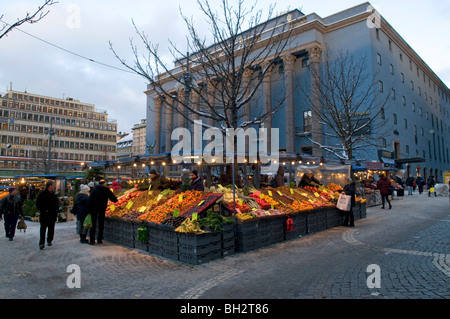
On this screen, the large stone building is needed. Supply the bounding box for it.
[145,2,449,181]
[0,89,117,177]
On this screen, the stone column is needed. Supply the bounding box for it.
[283,53,295,154]
[243,68,253,125]
[176,88,186,129]
[207,82,215,129]
[263,62,273,153]
[307,45,323,156]
[153,95,163,154]
[165,96,173,153]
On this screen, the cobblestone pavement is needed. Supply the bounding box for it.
[0,192,448,300]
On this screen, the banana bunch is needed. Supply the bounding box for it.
[175,218,205,234]
[236,213,256,221]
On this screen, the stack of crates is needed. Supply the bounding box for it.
[284,212,307,241]
[221,223,235,257]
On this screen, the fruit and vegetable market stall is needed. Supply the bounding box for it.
[101,182,366,265]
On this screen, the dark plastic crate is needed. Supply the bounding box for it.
[221,246,235,257]
[179,243,211,255]
[161,229,178,243]
[135,241,149,252]
[222,229,235,241]
[162,248,179,261]
[121,237,135,249]
[148,244,162,256]
[179,251,210,265]
[178,232,210,246]
[209,231,222,244]
[222,237,235,249]
[222,223,235,232]
[208,249,222,262]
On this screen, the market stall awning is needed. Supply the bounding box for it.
[380,157,396,166]
[394,157,425,164]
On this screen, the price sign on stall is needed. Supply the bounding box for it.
[126,201,133,210]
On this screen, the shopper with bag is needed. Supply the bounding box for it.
[71,184,91,244]
[427,176,437,197]
[0,187,24,241]
[87,180,117,245]
[36,180,60,249]
[377,174,392,209]
[340,178,356,227]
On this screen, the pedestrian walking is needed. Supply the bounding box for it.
[416,175,424,194]
[87,180,117,245]
[341,177,356,227]
[36,180,60,250]
[377,174,392,209]
[0,187,24,241]
[406,174,414,195]
[427,176,437,197]
[71,184,90,244]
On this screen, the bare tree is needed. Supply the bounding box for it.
[109,0,294,134]
[298,49,392,160]
[0,0,58,39]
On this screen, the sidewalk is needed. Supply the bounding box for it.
[0,192,448,299]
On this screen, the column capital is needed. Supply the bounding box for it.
[153,95,164,107]
[281,53,295,71]
[306,45,323,63]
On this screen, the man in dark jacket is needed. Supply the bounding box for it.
[273,166,286,188]
[87,180,117,245]
[189,170,204,191]
[416,175,424,194]
[298,170,322,188]
[406,174,414,195]
[0,187,24,241]
[149,169,170,190]
[377,174,392,209]
[36,180,60,249]
[342,178,356,227]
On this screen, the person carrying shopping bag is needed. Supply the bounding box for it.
[71,184,91,243]
[0,187,24,241]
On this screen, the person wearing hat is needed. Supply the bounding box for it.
[87,181,95,191]
[0,187,24,241]
[298,169,322,188]
[189,170,204,191]
[71,184,91,243]
[149,169,169,190]
[87,179,117,245]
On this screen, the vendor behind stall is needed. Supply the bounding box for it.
[298,170,322,188]
[149,169,170,190]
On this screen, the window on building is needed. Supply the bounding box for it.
[377,53,382,65]
[404,119,408,129]
[393,114,397,125]
[390,64,394,74]
[379,81,383,92]
[303,111,312,132]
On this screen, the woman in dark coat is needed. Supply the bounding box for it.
[71,184,90,243]
[342,177,356,227]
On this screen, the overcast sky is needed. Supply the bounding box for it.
[1,0,449,134]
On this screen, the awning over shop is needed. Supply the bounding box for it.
[394,157,425,164]
[380,157,396,166]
